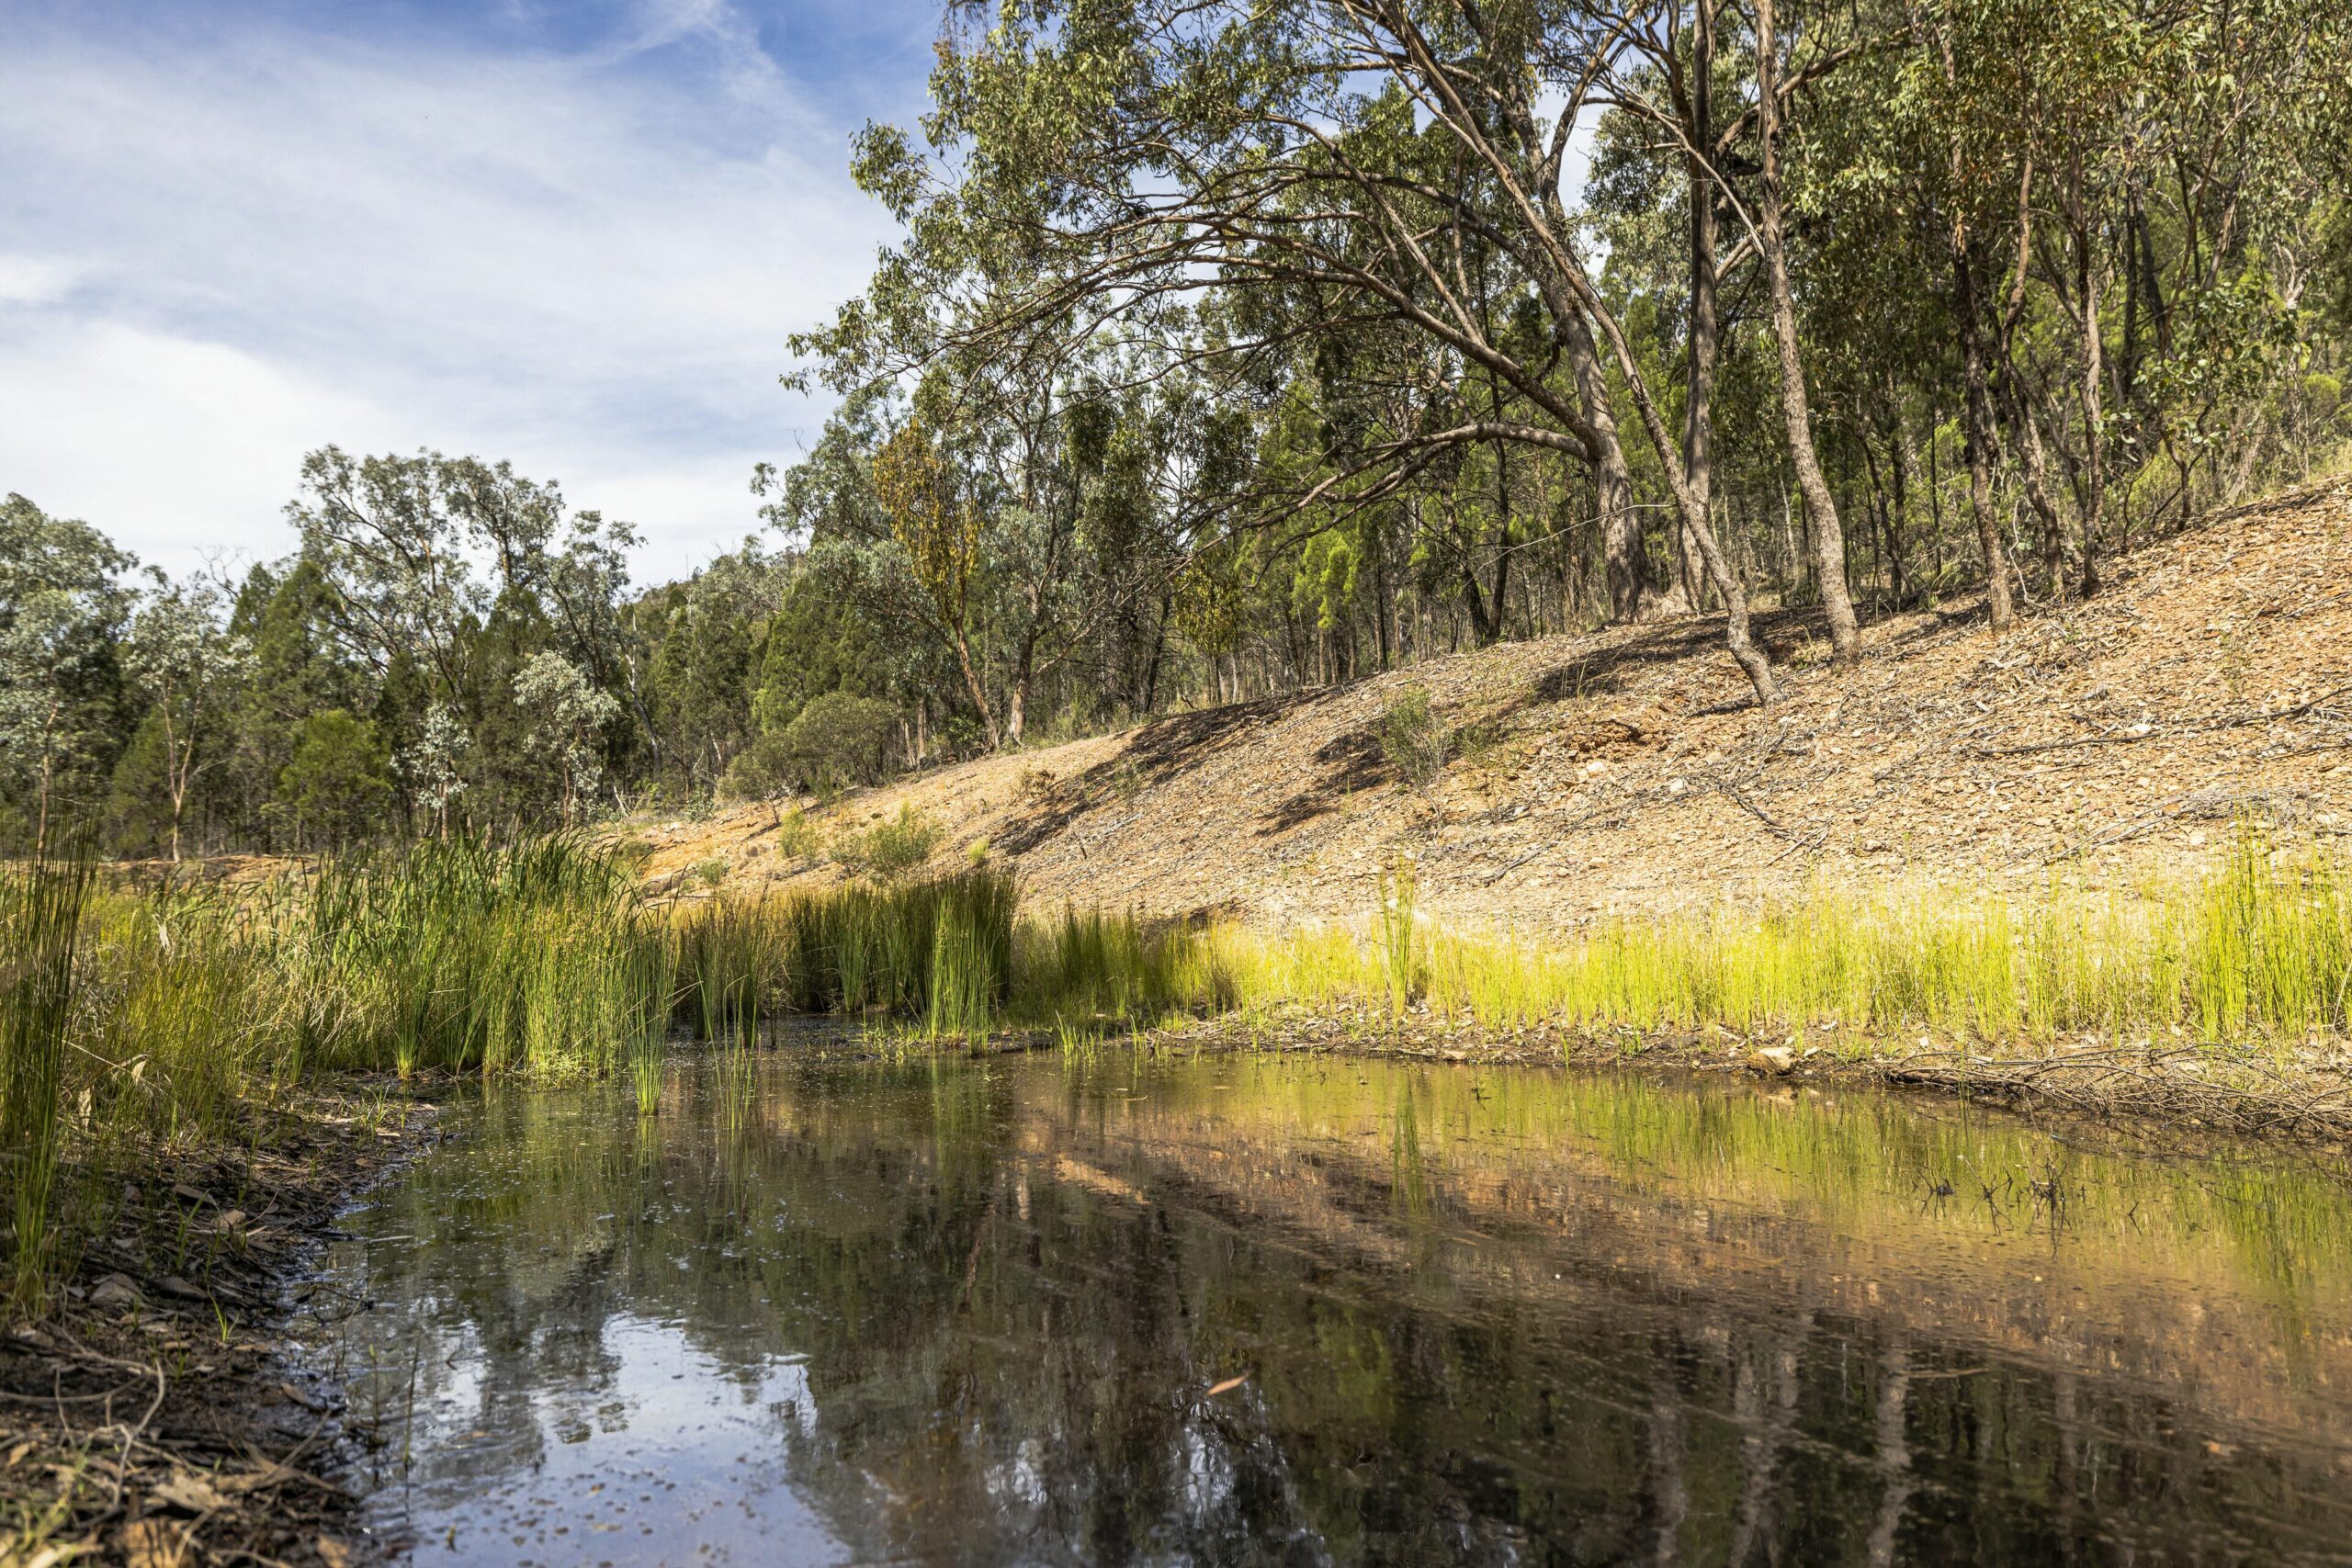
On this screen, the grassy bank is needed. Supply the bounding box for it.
[8,827,2351,1305]
[1215,833,2352,1048]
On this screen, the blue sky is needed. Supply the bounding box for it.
[0,0,941,583]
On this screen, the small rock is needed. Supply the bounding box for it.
[89,1273,142,1311]
[1746,1046,1798,1076]
[158,1275,204,1301]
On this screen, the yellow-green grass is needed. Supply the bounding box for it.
[7,825,2347,1311]
[1179,831,2352,1052]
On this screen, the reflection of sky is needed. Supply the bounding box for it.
[0,0,939,583]
[373,1311,842,1567]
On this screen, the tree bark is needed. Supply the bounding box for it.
[2070,153,2106,597]
[1679,1,1722,624]
[1573,310,1649,624]
[951,627,999,750]
[1953,240,2016,633]
[1753,0,1860,663]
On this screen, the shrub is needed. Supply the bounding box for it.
[831,803,943,881]
[786,692,899,790]
[1374,684,1447,792]
[720,692,899,801]
[718,731,797,803]
[774,807,821,860]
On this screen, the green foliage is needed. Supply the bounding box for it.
[783,692,897,790]
[1,856,91,1305]
[721,690,899,801]
[1372,685,1447,792]
[277,711,393,852]
[831,803,944,881]
[0,494,134,852]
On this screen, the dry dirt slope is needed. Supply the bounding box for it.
[631,476,2352,934]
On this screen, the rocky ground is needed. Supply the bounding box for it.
[633,476,2352,933]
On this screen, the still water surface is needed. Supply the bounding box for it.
[312,1049,2352,1565]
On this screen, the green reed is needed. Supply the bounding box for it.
[667,868,1018,1031]
[2,855,93,1306]
[1377,854,1420,1017]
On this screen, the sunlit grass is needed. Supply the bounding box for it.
[1173,825,2352,1052]
[7,821,2346,1312]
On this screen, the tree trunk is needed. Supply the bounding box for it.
[1575,312,1650,624]
[2071,155,2107,597]
[1887,413,1913,604]
[1954,243,2016,634]
[1754,0,1859,662]
[952,627,999,750]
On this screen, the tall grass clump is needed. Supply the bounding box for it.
[1377,855,1421,1016]
[1012,901,1242,1029]
[2,856,93,1305]
[292,834,653,1076]
[2183,831,2352,1041]
[666,867,1019,1032]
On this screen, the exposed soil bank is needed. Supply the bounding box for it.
[628,477,2352,934]
[0,1089,441,1568]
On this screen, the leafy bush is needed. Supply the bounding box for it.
[1373,684,1447,792]
[718,734,795,803]
[720,691,899,802]
[831,803,943,881]
[786,692,898,789]
[773,807,821,860]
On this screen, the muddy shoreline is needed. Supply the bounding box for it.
[0,1089,444,1567]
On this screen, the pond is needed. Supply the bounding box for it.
[307,1047,2352,1565]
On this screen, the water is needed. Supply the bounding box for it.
[309,1048,2352,1565]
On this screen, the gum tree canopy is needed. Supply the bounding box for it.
[796,0,2350,705]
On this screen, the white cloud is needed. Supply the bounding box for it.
[0,8,889,582]
[0,321,392,574]
[0,254,86,308]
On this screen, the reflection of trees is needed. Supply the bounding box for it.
[329,1056,2352,1566]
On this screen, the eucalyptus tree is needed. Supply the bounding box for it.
[122,575,251,860]
[513,651,623,823]
[287,446,648,822]
[1585,0,1868,656]
[0,494,134,854]
[801,0,1786,702]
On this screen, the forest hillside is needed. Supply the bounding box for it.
[634,476,2352,932]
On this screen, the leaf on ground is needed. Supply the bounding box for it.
[120,1517,190,1567]
[150,1469,229,1514]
